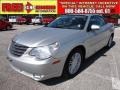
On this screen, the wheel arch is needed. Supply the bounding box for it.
[66,45,86,62]
[62,45,86,77]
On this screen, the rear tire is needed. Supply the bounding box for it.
[62,49,84,78]
[106,35,113,48]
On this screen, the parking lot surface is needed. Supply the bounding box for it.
[0,25,120,90]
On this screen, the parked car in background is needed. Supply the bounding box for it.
[17,16,26,24]
[9,16,17,24]
[103,15,118,25]
[0,18,12,30]
[17,16,33,25]
[42,16,55,25]
[32,16,42,25]
[24,15,33,25]
[7,14,114,81]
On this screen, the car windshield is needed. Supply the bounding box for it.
[47,15,87,30]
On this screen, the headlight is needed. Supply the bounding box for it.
[29,42,59,60]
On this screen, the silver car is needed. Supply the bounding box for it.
[7,14,114,81]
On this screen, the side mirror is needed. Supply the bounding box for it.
[91,25,100,31]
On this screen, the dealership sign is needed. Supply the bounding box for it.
[2,3,24,12]
[0,0,120,14]
[0,0,57,14]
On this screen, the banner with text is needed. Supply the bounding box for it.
[0,0,57,14]
[0,0,120,14]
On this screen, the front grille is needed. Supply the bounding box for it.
[10,41,28,57]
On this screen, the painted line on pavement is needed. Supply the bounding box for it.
[111,51,120,90]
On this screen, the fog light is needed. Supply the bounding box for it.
[33,74,44,81]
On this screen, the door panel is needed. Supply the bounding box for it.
[85,15,108,57]
[85,31,98,57]
[93,26,107,51]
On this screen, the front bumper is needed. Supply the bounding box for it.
[7,51,65,81]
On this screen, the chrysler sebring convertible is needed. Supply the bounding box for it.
[7,14,114,81]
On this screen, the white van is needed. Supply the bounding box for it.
[9,16,17,24]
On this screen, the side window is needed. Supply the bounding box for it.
[89,16,100,26]
[98,16,106,26]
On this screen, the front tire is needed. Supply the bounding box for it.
[62,49,83,78]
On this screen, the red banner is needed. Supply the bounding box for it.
[58,0,120,14]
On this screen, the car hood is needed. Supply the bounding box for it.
[13,27,80,47]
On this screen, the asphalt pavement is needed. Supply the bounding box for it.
[0,25,120,90]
